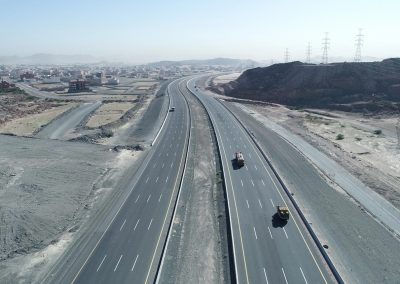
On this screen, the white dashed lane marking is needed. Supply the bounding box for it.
[96,255,107,272]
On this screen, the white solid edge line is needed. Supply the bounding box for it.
[228,99,329,283]
[190,78,249,284]
[71,121,162,283]
[149,78,191,284]
[151,80,173,146]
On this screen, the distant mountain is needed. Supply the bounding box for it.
[148,57,259,67]
[217,58,400,113]
[0,54,103,65]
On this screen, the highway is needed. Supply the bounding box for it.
[187,77,334,284]
[51,78,190,283]
[36,101,101,140]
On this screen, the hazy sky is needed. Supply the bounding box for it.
[1,0,399,63]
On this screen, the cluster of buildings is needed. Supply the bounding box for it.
[0,65,121,93]
[0,61,245,93]
[0,79,16,90]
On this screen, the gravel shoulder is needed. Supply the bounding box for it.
[158,81,230,284]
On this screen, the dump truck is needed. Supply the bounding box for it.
[277,205,290,220]
[235,151,245,167]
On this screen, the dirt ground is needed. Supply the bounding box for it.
[0,103,77,136]
[211,73,241,85]
[242,103,400,209]
[85,102,135,128]
[0,134,141,283]
[0,80,161,282]
[159,87,229,284]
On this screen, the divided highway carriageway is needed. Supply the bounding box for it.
[70,78,190,283]
[187,77,335,284]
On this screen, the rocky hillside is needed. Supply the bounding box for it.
[218,58,400,112]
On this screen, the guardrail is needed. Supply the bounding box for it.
[217,98,344,284]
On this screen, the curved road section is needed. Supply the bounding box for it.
[36,101,101,140]
[187,78,334,284]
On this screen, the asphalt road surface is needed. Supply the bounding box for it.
[187,77,334,284]
[36,101,101,140]
[17,82,59,99]
[44,78,190,284]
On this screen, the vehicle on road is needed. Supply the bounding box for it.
[277,205,290,220]
[169,107,175,112]
[235,151,245,167]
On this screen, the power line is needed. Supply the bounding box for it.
[306,42,312,64]
[354,28,364,62]
[321,32,330,64]
[284,48,290,63]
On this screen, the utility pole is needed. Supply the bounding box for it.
[322,32,330,64]
[306,42,312,63]
[354,28,364,62]
[284,48,290,63]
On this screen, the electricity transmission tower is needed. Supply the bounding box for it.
[284,48,290,63]
[321,32,330,64]
[306,42,312,63]
[354,28,364,62]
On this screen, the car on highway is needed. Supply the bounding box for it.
[235,151,245,167]
[277,205,290,220]
[169,107,175,112]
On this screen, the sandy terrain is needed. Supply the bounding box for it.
[0,80,161,282]
[0,134,142,283]
[85,102,135,128]
[160,85,229,284]
[237,102,400,209]
[0,103,78,136]
[212,73,241,85]
[33,83,66,92]
[28,78,161,101]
